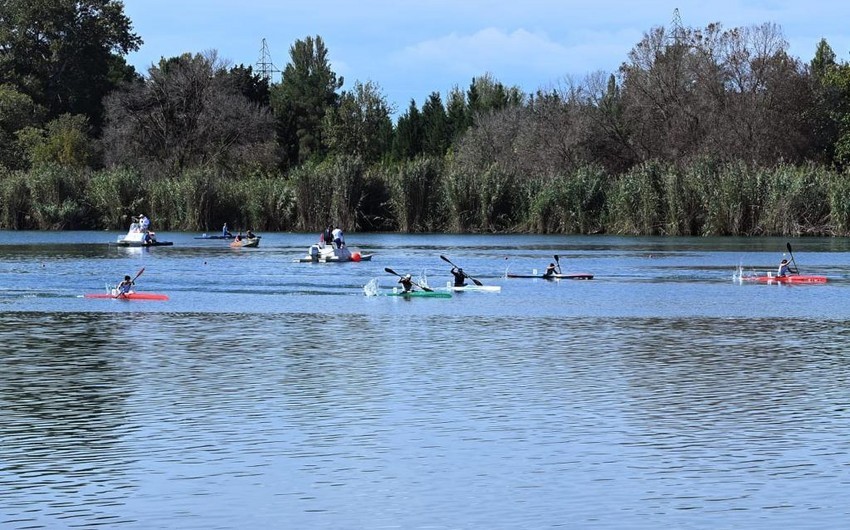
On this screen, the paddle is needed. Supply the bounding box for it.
[554,254,563,274]
[439,255,484,286]
[384,267,433,292]
[785,242,800,274]
[115,267,144,298]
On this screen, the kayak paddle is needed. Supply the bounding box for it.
[554,254,563,274]
[384,267,433,292]
[785,243,800,274]
[439,255,483,286]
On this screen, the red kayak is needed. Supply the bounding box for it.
[741,274,827,284]
[85,292,170,300]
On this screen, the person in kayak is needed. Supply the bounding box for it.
[234,232,243,243]
[450,267,467,287]
[117,275,135,295]
[398,274,415,292]
[543,263,558,278]
[777,258,795,277]
[246,229,256,239]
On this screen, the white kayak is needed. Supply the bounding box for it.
[441,284,501,292]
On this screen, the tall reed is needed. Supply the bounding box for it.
[388,156,445,232]
[0,169,30,229]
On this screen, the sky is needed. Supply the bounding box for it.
[122,0,850,115]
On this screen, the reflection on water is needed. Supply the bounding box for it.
[2,312,848,529]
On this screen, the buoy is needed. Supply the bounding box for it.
[352,252,361,262]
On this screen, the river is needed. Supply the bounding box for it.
[1,231,848,529]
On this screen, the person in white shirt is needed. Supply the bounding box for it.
[332,226,344,248]
[138,214,150,232]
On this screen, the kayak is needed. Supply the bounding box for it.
[230,237,260,248]
[195,234,234,239]
[507,273,594,280]
[386,290,452,298]
[84,292,170,301]
[741,274,827,284]
[194,234,261,239]
[441,285,501,292]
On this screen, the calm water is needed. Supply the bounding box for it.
[1,231,849,529]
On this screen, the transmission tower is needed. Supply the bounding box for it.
[256,38,280,82]
[669,8,686,46]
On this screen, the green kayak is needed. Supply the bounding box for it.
[386,290,451,298]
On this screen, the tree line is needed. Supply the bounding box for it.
[2,1,850,235]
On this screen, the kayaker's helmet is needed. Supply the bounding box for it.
[124,275,131,281]
[781,259,788,264]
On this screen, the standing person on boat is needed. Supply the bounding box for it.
[543,263,558,278]
[450,267,467,287]
[777,258,795,277]
[117,275,135,295]
[138,214,150,232]
[332,226,345,248]
[222,223,232,237]
[398,274,415,293]
[321,224,333,247]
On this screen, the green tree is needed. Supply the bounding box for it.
[445,86,470,147]
[17,113,93,169]
[323,80,393,164]
[421,91,448,157]
[270,35,343,168]
[467,73,525,116]
[392,99,423,160]
[0,83,46,168]
[228,64,271,106]
[0,0,142,130]
[809,39,842,165]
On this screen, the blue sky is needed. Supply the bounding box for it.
[123,0,850,115]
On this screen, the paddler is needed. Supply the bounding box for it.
[777,258,795,277]
[450,267,467,287]
[543,262,558,278]
[398,274,415,293]
[117,275,135,295]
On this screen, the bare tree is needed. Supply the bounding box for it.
[102,50,276,177]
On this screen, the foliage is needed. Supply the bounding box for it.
[387,157,446,232]
[0,0,141,130]
[17,114,94,170]
[0,84,46,169]
[102,51,276,178]
[270,35,343,168]
[323,80,394,164]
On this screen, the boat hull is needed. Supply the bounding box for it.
[386,290,451,298]
[507,273,594,280]
[114,226,172,246]
[230,237,260,248]
[114,240,173,247]
[296,244,372,262]
[85,292,170,300]
[742,274,827,284]
[442,285,501,292]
